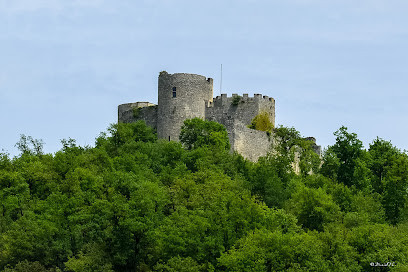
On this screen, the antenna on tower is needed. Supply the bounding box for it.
[220,64,223,95]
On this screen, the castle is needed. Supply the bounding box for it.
[118,71,318,161]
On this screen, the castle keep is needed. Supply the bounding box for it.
[118,71,278,161]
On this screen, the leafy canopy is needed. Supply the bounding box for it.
[248,112,273,132]
[1,122,408,271]
[179,118,230,150]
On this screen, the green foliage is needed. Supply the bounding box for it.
[64,243,113,272]
[248,111,273,132]
[381,153,408,225]
[298,139,322,176]
[3,260,60,272]
[327,126,364,187]
[110,121,157,145]
[348,192,385,225]
[15,135,44,156]
[1,123,408,271]
[231,95,241,105]
[273,126,302,154]
[285,185,341,231]
[95,121,157,156]
[320,147,340,181]
[154,256,210,272]
[347,224,408,271]
[246,157,287,208]
[368,138,408,224]
[179,118,230,150]
[149,172,293,268]
[218,229,329,271]
[321,128,408,225]
[368,137,399,193]
[0,152,12,171]
[271,126,321,176]
[132,107,140,118]
[0,171,29,233]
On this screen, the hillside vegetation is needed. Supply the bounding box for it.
[1,119,407,271]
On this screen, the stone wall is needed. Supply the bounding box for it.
[116,71,324,163]
[304,137,322,156]
[118,75,277,162]
[230,123,274,161]
[204,94,275,161]
[118,102,158,129]
[205,93,275,129]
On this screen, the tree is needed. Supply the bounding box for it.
[149,170,295,268]
[368,138,400,194]
[285,185,341,231]
[3,120,408,270]
[97,121,156,151]
[320,147,340,180]
[247,157,286,208]
[368,138,408,224]
[64,243,113,272]
[325,126,365,187]
[248,112,273,132]
[273,126,302,155]
[179,118,230,150]
[298,139,322,176]
[218,229,329,271]
[154,256,208,272]
[381,154,408,224]
[15,135,44,156]
[3,260,59,272]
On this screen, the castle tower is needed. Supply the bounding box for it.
[157,71,213,141]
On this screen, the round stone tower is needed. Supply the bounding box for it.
[157,71,213,141]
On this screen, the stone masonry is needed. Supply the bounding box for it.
[118,71,317,161]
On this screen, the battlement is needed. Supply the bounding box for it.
[160,71,213,84]
[205,91,276,133]
[119,71,282,161]
[118,71,321,162]
[209,93,275,107]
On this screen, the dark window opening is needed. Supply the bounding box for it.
[169,136,171,141]
[172,87,176,97]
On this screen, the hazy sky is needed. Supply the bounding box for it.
[1,0,408,156]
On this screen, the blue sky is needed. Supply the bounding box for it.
[1,0,408,156]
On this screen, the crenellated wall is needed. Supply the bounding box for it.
[205,93,275,129]
[118,71,287,162]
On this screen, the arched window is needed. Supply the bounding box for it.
[172,87,176,98]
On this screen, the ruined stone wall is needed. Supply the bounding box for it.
[304,137,322,156]
[231,123,274,161]
[117,72,282,162]
[118,102,158,130]
[205,93,275,129]
[204,93,275,161]
[157,71,213,141]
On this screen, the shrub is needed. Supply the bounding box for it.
[248,112,273,132]
[231,96,241,106]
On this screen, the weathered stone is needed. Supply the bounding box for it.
[118,71,318,162]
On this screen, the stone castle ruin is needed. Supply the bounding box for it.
[118,71,318,161]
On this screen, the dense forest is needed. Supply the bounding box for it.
[1,119,407,271]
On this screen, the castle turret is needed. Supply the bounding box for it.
[157,71,213,141]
